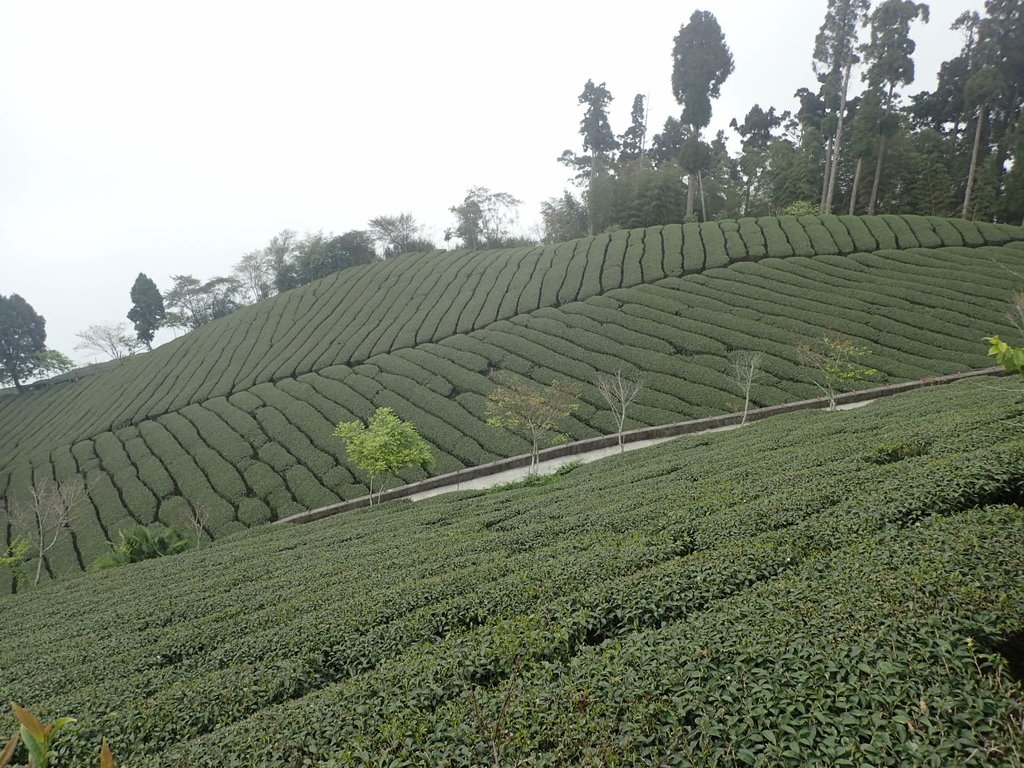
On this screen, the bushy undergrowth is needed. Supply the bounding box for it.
[1,381,1023,765]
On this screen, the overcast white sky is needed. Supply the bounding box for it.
[0,0,983,364]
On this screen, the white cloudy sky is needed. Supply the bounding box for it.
[0,0,982,364]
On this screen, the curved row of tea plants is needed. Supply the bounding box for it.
[2,381,1023,765]
[1,218,1023,585]
[1,215,1018,473]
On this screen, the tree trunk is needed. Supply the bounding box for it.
[530,430,540,477]
[963,106,984,219]
[994,85,1020,189]
[820,136,834,212]
[867,136,886,215]
[698,171,707,222]
[587,155,596,236]
[849,158,863,215]
[825,61,853,213]
[685,128,700,218]
[868,86,895,217]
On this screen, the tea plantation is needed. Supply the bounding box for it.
[2,214,1024,585]
[2,380,1023,765]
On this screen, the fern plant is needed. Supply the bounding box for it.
[90,525,190,571]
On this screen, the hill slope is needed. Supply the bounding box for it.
[2,214,1024,582]
[2,380,1023,765]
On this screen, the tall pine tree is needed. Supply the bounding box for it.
[672,10,734,218]
[618,94,648,164]
[813,0,871,213]
[127,273,165,350]
[572,80,619,235]
[861,0,930,214]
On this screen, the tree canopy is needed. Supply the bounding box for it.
[333,407,434,504]
[619,94,648,164]
[672,10,734,216]
[127,273,165,349]
[485,374,580,476]
[163,275,243,331]
[0,294,71,391]
[367,213,434,258]
[445,187,524,249]
[672,10,734,134]
[274,231,377,292]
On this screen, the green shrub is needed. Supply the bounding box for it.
[864,440,931,464]
[782,201,818,216]
[90,524,190,570]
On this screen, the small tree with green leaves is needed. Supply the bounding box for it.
[798,334,877,410]
[595,369,644,452]
[983,289,1024,376]
[485,374,580,476]
[0,537,30,587]
[984,335,1024,376]
[333,407,434,504]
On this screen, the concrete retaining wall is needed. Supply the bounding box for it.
[277,366,1010,525]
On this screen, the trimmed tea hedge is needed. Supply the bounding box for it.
[1,382,1023,765]
[0,217,1023,583]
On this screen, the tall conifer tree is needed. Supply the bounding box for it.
[672,10,734,218]
[861,0,930,214]
[127,273,166,350]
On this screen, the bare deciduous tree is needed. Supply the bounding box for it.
[595,369,644,451]
[9,478,84,585]
[232,250,275,304]
[74,323,144,361]
[1007,291,1024,338]
[185,503,209,547]
[729,350,765,425]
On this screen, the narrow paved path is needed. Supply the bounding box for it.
[285,369,1005,526]
[409,401,878,501]
[409,422,751,501]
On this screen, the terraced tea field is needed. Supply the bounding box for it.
[2,380,1023,765]
[2,214,1024,584]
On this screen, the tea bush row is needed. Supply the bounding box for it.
[5,237,1024,580]
[3,216,1019,480]
[2,382,1023,765]
[2,222,1024,581]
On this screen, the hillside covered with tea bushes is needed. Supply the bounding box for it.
[2,381,1023,766]
[2,214,1024,584]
